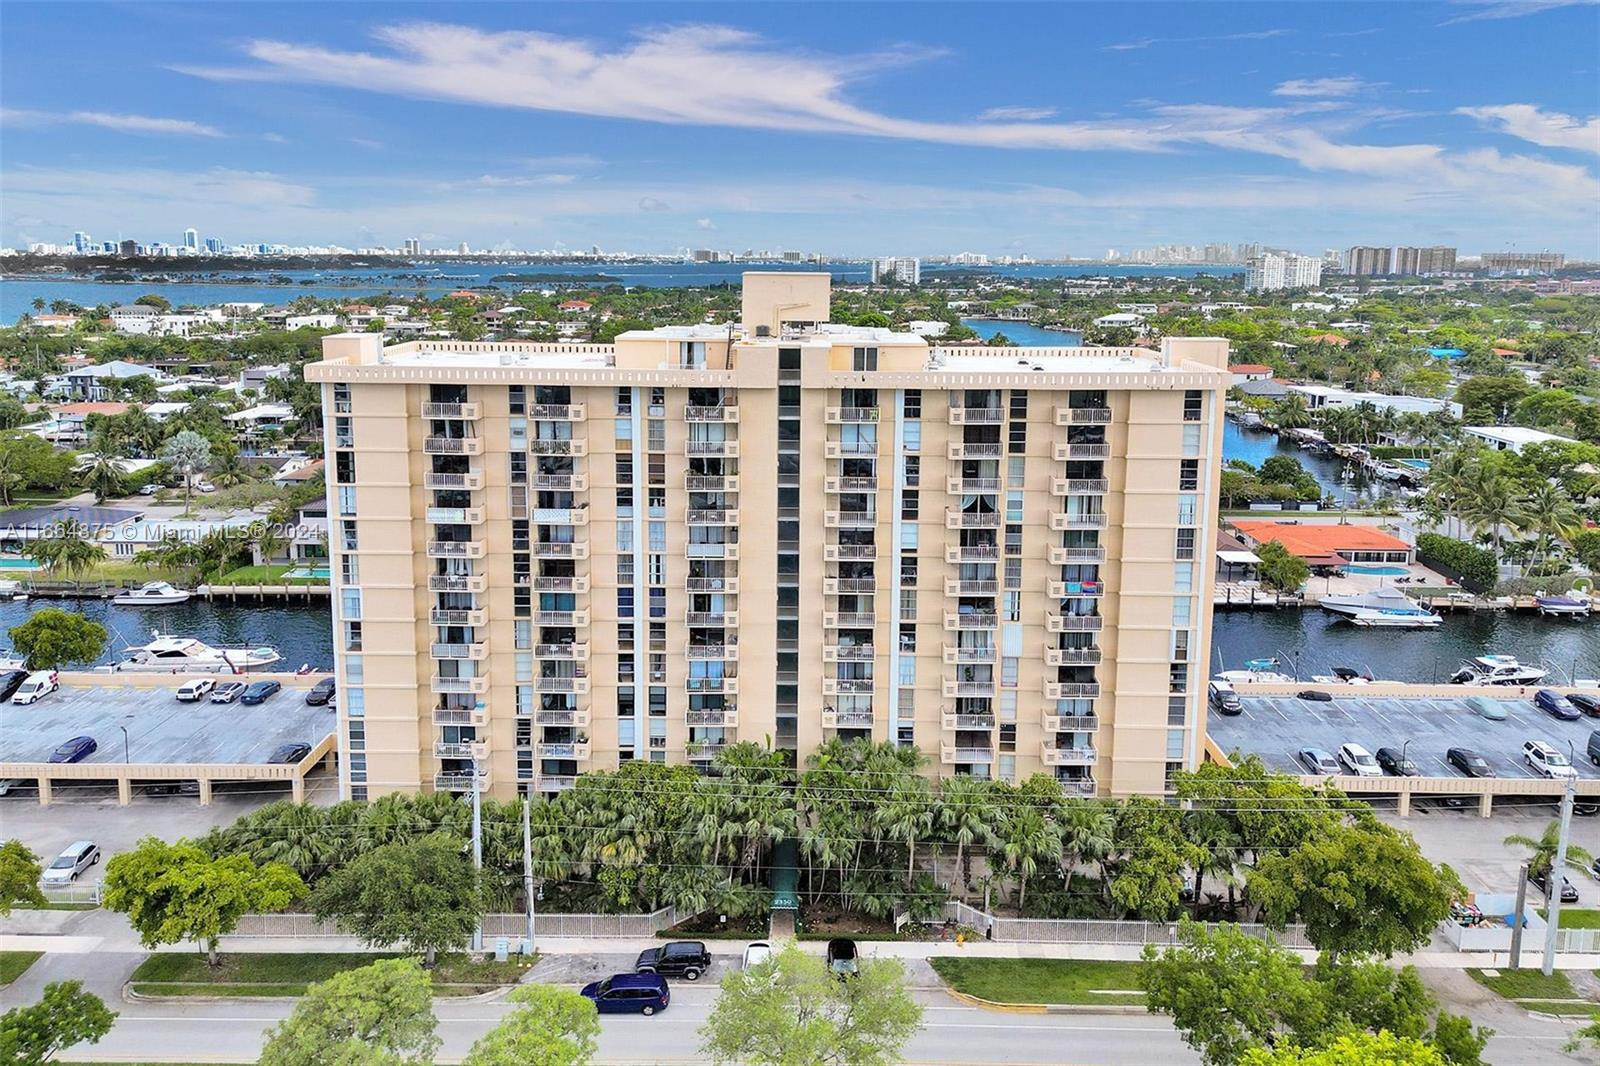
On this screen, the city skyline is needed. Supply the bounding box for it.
[2,2,1598,255]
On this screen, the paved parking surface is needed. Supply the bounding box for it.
[1211,692,1600,780]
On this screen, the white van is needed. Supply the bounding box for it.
[175,677,216,703]
[11,670,59,705]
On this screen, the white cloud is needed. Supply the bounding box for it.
[1457,103,1600,154]
[1272,76,1372,98]
[1440,0,1596,25]
[696,217,716,230]
[979,105,1057,121]
[637,196,671,212]
[476,173,578,187]
[0,108,222,137]
[1102,28,1291,51]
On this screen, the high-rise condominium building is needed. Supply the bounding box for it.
[1244,253,1323,292]
[1480,252,1565,273]
[307,273,1229,802]
[871,257,921,285]
[183,228,199,250]
[1391,246,1457,275]
[1344,246,1392,276]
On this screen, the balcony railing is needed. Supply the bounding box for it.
[423,402,481,420]
[1044,681,1102,699]
[686,576,739,593]
[430,608,486,626]
[528,403,585,421]
[1050,478,1111,496]
[825,576,877,595]
[825,511,878,528]
[533,709,591,727]
[537,740,592,760]
[947,442,1005,460]
[824,611,876,629]
[823,708,875,728]
[532,575,590,593]
[944,579,998,596]
[431,704,486,724]
[942,712,997,730]
[427,540,485,559]
[532,541,589,559]
[426,506,484,525]
[535,643,589,661]
[429,574,486,593]
[686,610,737,627]
[1046,646,1102,666]
[684,404,738,422]
[1050,512,1108,530]
[686,542,737,560]
[532,507,589,526]
[945,544,1000,563]
[687,677,739,694]
[940,743,994,764]
[434,770,491,792]
[424,471,484,490]
[539,775,578,792]
[1044,714,1100,733]
[533,609,590,627]
[685,439,739,457]
[822,677,874,695]
[942,644,995,664]
[529,439,587,456]
[825,439,878,458]
[942,679,995,697]
[945,511,1003,529]
[1055,406,1112,425]
[1053,442,1111,461]
[687,642,738,660]
[825,407,881,423]
[825,475,879,493]
[535,675,592,694]
[433,740,488,759]
[946,477,1002,494]
[824,543,878,561]
[1042,743,1099,766]
[1047,613,1104,632]
[948,407,1005,425]
[1048,580,1104,599]
[1048,545,1106,565]
[687,709,738,727]
[533,473,588,492]
[687,508,739,525]
[424,436,483,456]
[823,643,875,662]
[943,611,999,630]
[686,473,739,492]
[431,642,488,661]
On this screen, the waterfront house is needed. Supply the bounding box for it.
[1230,520,1413,567]
[1463,425,1577,454]
[62,360,171,401]
[271,458,324,488]
[98,515,257,560]
[1228,364,1274,385]
[35,401,131,444]
[1284,384,1461,418]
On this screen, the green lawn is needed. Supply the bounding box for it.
[1468,968,1576,1000]
[216,563,326,587]
[1520,1001,1600,1017]
[930,957,1147,1006]
[128,951,535,997]
[1540,908,1600,929]
[0,950,42,985]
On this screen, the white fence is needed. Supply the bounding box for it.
[1554,928,1600,954]
[944,901,1313,948]
[232,905,683,940]
[40,883,102,905]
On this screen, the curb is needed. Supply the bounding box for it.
[939,987,1148,1015]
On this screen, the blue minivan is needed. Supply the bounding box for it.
[581,972,670,1015]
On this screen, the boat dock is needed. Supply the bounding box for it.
[5,579,329,602]
[1213,583,1301,609]
[199,583,330,601]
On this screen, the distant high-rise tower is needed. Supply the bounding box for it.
[204,237,223,254]
[72,231,92,254]
[870,256,920,285]
[1344,246,1391,276]
[458,241,469,255]
[1245,253,1323,291]
[183,228,199,250]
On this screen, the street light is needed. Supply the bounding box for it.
[117,725,130,764]
[1400,739,1412,773]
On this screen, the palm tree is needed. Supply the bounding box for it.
[1460,468,1528,559]
[1423,450,1474,540]
[937,775,997,893]
[85,453,125,503]
[1504,820,1595,887]
[1056,800,1115,896]
[881,779,935,886]
[1270,394,1312,431]
[160,429,213,512]
[30,531,105,592]
[998,806,1061,912]
[1521,481,1583,571]
[210,449,252,489]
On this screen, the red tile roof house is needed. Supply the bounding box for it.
[1228,364,1274,384]
[1305,333,1351,348]
[1230,520,1413,569]
[558,300,593,313]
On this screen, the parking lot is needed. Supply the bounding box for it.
[1210,691,1600,781]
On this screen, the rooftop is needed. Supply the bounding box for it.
[1231,520,1411,556]
[1464,425,1575,447]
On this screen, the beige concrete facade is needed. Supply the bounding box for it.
[306,273,1229,801]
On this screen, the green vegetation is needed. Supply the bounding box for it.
[463,985,597,1066]
[257,958,439,1066]
[1416,533,1499,592]
[216,563,327,586]
[929,957,1145,1005]
[1254,540,1310,592]
[0,951,42,985]
[128,951,533,997]
[0,840,47,914]
[1241,1033,1449,1066]
[6,608,108,669]
[1539,908,1600,929]
[0,980,118,1065]
[1466,967,1574,1001]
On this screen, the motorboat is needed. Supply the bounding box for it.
[1310,666,1377,685]
[115,633,282,674]
[1215,657,1297,685]
[1318,587,1441,628]
[1535,593,1592,618]
[0,650,27,672]
[112,581,193,606]
[1448,655,1547,686]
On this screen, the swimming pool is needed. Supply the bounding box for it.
[0,558,41,571]
[1346,565,1411,576]
[1397,458,1431,471]
[284,565,332,580]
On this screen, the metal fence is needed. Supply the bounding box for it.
[232,906,682,940]
[1554,928,1600,954]
[40,883,102,905]
[944,901,1313,948]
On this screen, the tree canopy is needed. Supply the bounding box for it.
[462,984,599,1066]
[0,980,117,1066]
[257,957,440,1066]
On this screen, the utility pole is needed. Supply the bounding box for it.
[1542,774,1576,976]
[1508,862,1528,970]
[471,752,483,952]
[522,797,536,954]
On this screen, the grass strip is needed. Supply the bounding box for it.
[0,950,43,985]
[930,956,1147,1006]
[128,951,534,997]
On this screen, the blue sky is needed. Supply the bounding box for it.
[3,1,1598,257]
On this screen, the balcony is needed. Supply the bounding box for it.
[825,510,878,529]
[824,543,877,562]
[942,679,995,698]
[687,709,738,727]
[825,406,881,423]
[424,436,483,456]
[822,677,875,695]
[539,775,578,792]
[684,404,738,422]
[940,742,994,764]
[1046,646,1102,666]
[944,578,998,596]
[533,541,589,560]
[824,576,877,595]
[687,507,739,526]
[825,439,878,458]
[687,739,729,759]
[535,675,592,695]
[1055,406,1112,425]
[946,476,1002,494]
[686,473,739,493]
[1048,545,1106,565]
[1047,613,1104,633]
[433,740,488,759]
[1042,742,1099,767]
[528,402,586,421]
[424,471,484,491]
[431,704,486,724]
[823,643,875,663]
[687,576,739,593]
[532,575,590,593]
[431,641,488,661]
[948,406,1005,425]
[426,506,484,525]
[529,438,588,456]
[537,740,592,760]
[532,507,589,526]
[823,707,876,728]
[430,608,487,626]
[685,439,739,457]
[1048,580,1104,599]
[434,770,491,792]
[533,609,590,627]
[1044,681,1102,699]
[533,473,588,492]
[947,442,1005,461]
[824,611,876,629]
[1050,477,1111,496]
[687,642,738,661]
[429,574,486,593]
[1053,442,1112,462]
[944,544,1000,563]
[942,644,994,664]
[686,610,738,627]
[945,511,1003,529]
[422,402,481,420]
[686,541,737,560]
[1043,714,1100,733]
[942,712,997,731]
[687,676,739,695]
[535,643,589,661]
[534,708,591,727]
[427,540,485,559]
[1050,512,1108,530]
[825,475,879,493]
[943,611,998,630]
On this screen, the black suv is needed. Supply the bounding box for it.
[0,669,28,702]
[304,677,336,705]
[635,941,710,981]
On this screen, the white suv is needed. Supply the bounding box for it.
[1337,743,1381,777]
[1524,740,1578,779]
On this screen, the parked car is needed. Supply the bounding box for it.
[1523,740,1578,779]
[1207,681,1242,716]
[1297,748,1340,775]
[1589,730,1600,768]
[196,480,216,493]
[1466,695,1508,721]
[826,938,859,978]
[1297,689,1334,702]
[139,483,160,496]
[1337,743,1381,777]
[210,681,247,704]
[1530,868,1580,904]
[175,677,216,703]
[11,670,59,705]
[1591,856,1600,880]
[39,841,99,885]
[143,782,182,796]
[267,742,312,764]
[1534,689,1582,721]
[635,941,711,981]
[742,941,773,970]
[580,973,670,1015]
[1569,692,1600,717]
[0,669,29,703]
[1374,746,1420,776]
[304,677,336,705]
[240,679,282,705]
[1447,747,1495,777]
[47,736,96,764]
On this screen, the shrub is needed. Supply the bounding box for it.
[1416,533,1498,592]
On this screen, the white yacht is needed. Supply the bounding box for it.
[1318,587,1441,628]
[112,581,193,606]
[1448,655,1547,686]
[116,633,282,673]
[1214,658,1297,684]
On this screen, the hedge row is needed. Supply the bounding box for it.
[1416,533,1498,592]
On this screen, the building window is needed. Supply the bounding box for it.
[508,385,525,415]
[1168,696,1188,724]
[1183,390,1203,422]
[1182,423,1202,456]
[340,520,357,552]
[852,347,878,371]
[335,451,356,484]
[1175,529,1196,560]
[343,621,362,652]
[332,384,351,414]
[337,487,357,516]
[1179,460,1199,492]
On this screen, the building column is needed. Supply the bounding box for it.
[197,778,212,806]
[1478,792,1494,819]
[291,774,305,804]
[37,777,51,806]
[117,778,132,806]
[1397,788,1410,818]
